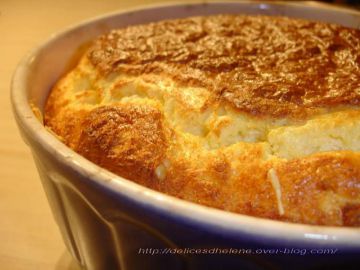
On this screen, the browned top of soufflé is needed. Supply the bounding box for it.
[89,14,360,118]
[45,14,360,226]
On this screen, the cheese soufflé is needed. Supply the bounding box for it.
[44,15,360,226]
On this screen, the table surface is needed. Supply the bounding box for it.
[1,1,358,270]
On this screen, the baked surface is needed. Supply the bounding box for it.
[45,15,360,226]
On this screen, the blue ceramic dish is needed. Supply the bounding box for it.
[11,2,360,269]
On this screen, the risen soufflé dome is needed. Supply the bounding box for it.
[44,15,360,226]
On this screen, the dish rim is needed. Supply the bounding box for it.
[11,0,360,248]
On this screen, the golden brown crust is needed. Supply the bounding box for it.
[89,15,360,118]
[274,152,360,225]
[76,105,169,186]
[343,204,360,226]
[44,14,360,226]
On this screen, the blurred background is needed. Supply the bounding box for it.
[323,0,359,9]
[0,1,358,270]
[321,0,360,9]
